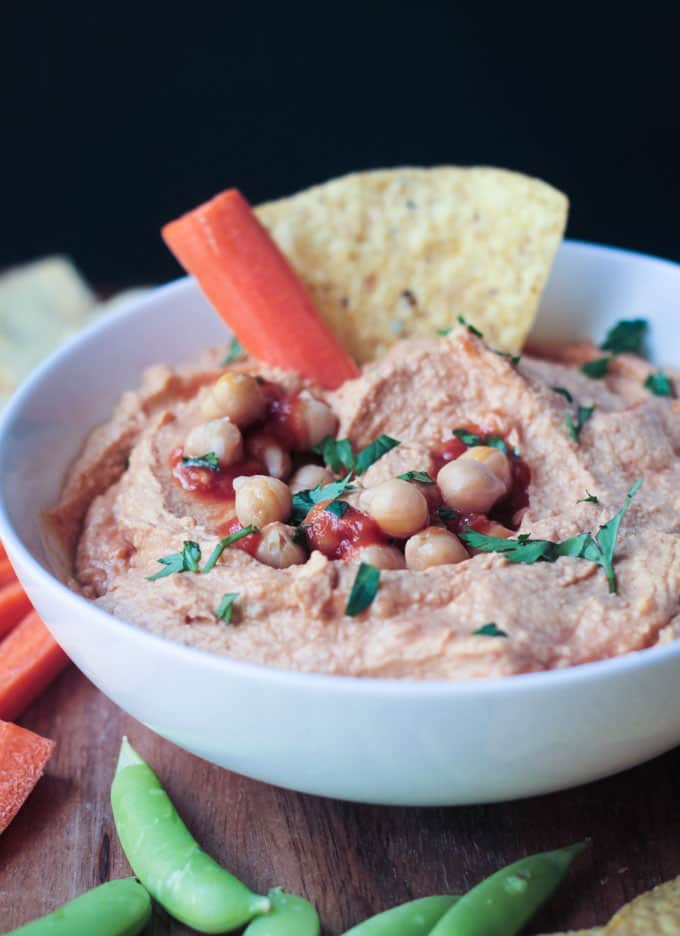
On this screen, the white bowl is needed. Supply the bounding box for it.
[1,240,679,806]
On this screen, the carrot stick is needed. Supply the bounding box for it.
[0,583,33,640]
[0,542,7,561]
[0,611,70,722]
[162,189,360,390]
[0,719,55,833]
[0,558,17,589]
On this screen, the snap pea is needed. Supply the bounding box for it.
[341,895,459,935]
[242,887,320,935]
[110,737,270,933]
[428,841,588,936]
[4,877,150,935]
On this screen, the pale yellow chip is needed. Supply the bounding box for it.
[256,167,568,363]
[604,877,680,933]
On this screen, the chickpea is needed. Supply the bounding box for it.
[437,458,507,514]
[353,544,406,570]
[184,418,243,467]
[361,478,428,538]
[246,433,292,480]
[289,464,334,493]
[201,373,266,427]
[234,475,292,528]
[296,391,338,449]
[255,522,306,569]
[404,527,469,570]
[460,445,512,489]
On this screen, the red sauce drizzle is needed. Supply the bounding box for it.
[305,502,387,560]
[171,448,264,502]
[265,389,308,449]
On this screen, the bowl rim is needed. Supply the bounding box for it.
[2,237,680,700]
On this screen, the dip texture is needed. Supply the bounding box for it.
[47,328,680,679]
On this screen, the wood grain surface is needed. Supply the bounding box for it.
[2,664,680,934]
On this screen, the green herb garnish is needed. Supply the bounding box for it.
[453,429,512,456]
[438,506,459,522]
[552,386,574,403]
[457,314,483,339]
[202,526,259,573]
[437,327,452,337]
[355,435,401,475]
[290,473,356,524]
[578,491,600,504]
[291,525,310,547]
[461,479,641,594]
[345,563,380,616]
[181,452,220,472]
[566,405,595,443]
[326,500,349,518]
[397,470,435,484]
[223,337,244,365]
[147,541,202,580]
[313,436,355,473]
[216,592,239,624]
[472,623,508,638]
[580,356,612,379]
[600,319,648,355]
[494,350,521,366]
[644,371,674,398]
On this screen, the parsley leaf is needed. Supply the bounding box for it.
[147,541,201,580]
[223,337,244,365]
[437,327,452,337]
[600,319,648,355]
[181,452,221,472]
[313,435,355,473]
[644,371,674,398]
[566,405,595,443]
[345,563,380,616]
[472,623,508,638]
[552,386,574,403]
[355,435,401,475]
[397,470,435,484]
[216,592,239,624]
[460,480,642,594]
[578,491,600,504]
[580,356,612,379]
[494,350,521,365]
[457,314,484,339]
[438,506,459,522]
[326,500,349,518]
[290,474,356,524]
[202,526,259,573]
[453,428,512,456]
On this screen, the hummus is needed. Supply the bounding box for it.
[47,327,680,679]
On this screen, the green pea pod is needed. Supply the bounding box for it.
[341,895,459,935]
[242,887,320,935]
[5,877,150,935]
[428,841,588,936]
[110,737,270,933]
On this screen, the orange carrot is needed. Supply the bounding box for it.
[0,558,17,589]
[162,189,360,390]
[0,583,33,640]
[0,611,69,722]
[0,542,7,560]
[0,719,55,832]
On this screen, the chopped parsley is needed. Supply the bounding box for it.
[326,500,349,518]
[580,356,612,379]
[355,435,401,475]
[453,429,514,456]
[291,525,310,547]
[566,405,595,443]
[290,474,356,524]
[313,436,355,473]
[437,327,452,337]
[147,541,201,580]
[457,314,483,339]
[460,479,642,594]
[438,506,459,522]
[397,470,435,484]
[578,491,600,504]
[345,563,380,616]
[216,592,239,624]
[472,623,508,638]
[202,526,259,573]
[223,337,244,365]
[181,452,221,472]
[494,350,521,366]
[644,371,674,398]
[600,319,648,355]
[552,386,574,403]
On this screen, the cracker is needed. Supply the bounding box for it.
[604,877,680,934]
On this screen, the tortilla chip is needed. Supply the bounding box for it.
[256,167,568,363]
[604,877,680,933]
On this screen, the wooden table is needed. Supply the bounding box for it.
[2,665,680,934]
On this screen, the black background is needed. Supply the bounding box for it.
[3,3,679,287]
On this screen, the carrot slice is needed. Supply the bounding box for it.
[162,189,360,390]
[0,583,32,640]
[0,611,70,722]
[0,719,55,833]
[0,558,17,589]
[0,542,7,561]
